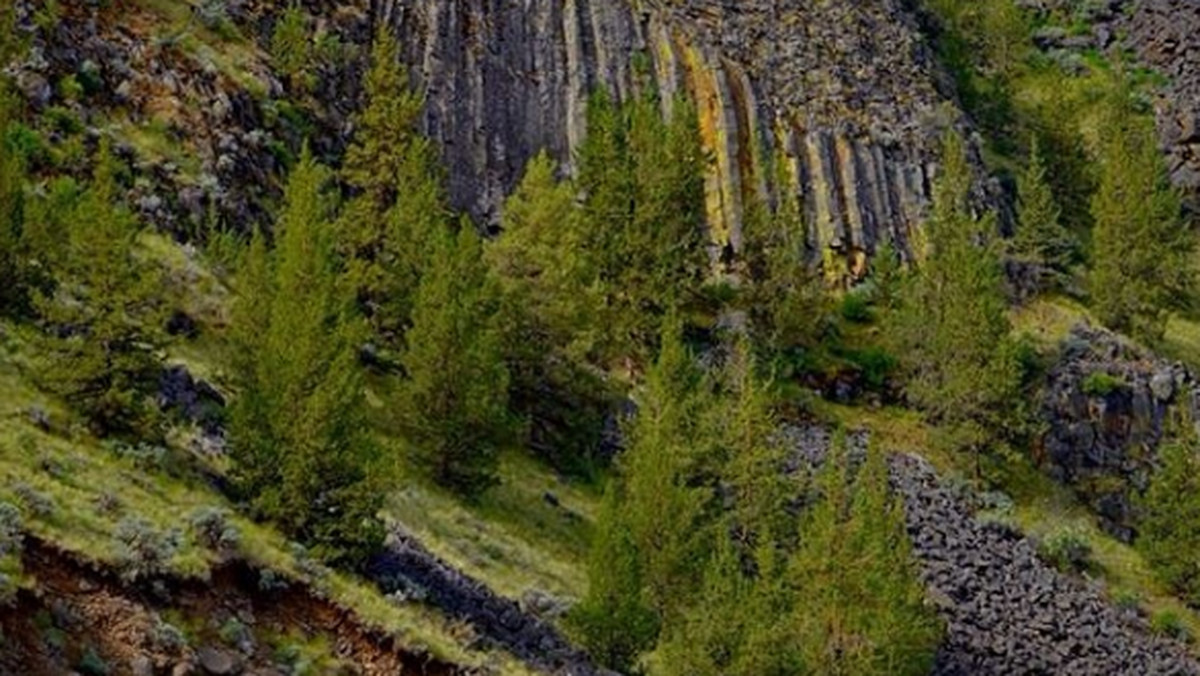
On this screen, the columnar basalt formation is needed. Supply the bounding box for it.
[382,0,961,272]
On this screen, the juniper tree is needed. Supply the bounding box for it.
[0,6,25,317]
[892,131,1020,453]
[229,148,382,566]
[788,439,941,675]
[1013,135,1073,282]
[339,28,444,347]
[1091,78,1195,344]
[271,3,310,90]
[399,224,514,494]
[1138,440,1200,606]
[486,152,608,472]
[35,141,167,438]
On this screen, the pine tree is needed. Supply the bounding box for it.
[1013,135,1073,281]
[788,437,941,675]
[0,4,25,317]
[576,91,708,364]
[399,223,514,494]
[742,183,828,368]
[571,485,659,672]
[1138,440,1200,606]
[271,3,310,90]
[35,141,167,437]
[893,131,1020,451]
[486,152,608,472]
[1091,78,1195,344]
[229,148,382,566]
[619,318,716,619]
[339,28,443,346]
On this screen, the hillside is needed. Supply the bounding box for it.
[2,0,1200,675]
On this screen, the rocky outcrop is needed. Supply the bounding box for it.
[1040,324,1200,541]
[383,0,968,271]
[1122,0,1200,208]
[12,0,980,274]
[782,426,1199,674]
[891,453,1199,676]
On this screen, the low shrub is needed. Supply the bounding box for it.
[189,507,241,553]
[1038,526,1094,574]
[114,518,180,580]
[1081,372,1123,397]
[1151,609,1193,643]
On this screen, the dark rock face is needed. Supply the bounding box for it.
[12,0,988,272]
[1040,324,1200,541]
[383,0,978,268]
[891,453,1199,676]
[1121,0,1200,208]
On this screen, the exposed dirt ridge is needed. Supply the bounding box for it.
[0,537,465,676]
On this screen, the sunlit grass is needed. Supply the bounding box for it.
[385,450,602,605]
[0,319,534,671]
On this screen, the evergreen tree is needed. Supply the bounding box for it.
[742,184,828,370]
[870,239,906,313]
[788,439,941,675]
[0,4,25,317]
[576,91,708,364]
[619,318,716,619]
[229,148,382,566]
[893,131,1020,451]
[35,141,166,437]
[571,485,659,672]
[399,223,514,494]
[1013,135,1073,281]
[1091,78,1195,344]
[271,3,310,90]
[486,153,609,473]
[339,28,444,347]
[1138,440,1200,606]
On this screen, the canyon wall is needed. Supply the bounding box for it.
[379,0,965,272]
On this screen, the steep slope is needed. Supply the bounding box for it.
[11,0,986,274]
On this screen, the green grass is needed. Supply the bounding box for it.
[0,318,536,672]
[1009,295,1092,348]
[385,450,602,605]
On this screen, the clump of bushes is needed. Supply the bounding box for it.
[1151,609,1193,643]
[113,517,180,580]
[1081,372,1123,397]
[1038,526,1094,574]
[0,502,22,556]
[189,507,241,554]
[12,482,54,519]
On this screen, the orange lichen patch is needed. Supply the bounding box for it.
[675,34,732,252]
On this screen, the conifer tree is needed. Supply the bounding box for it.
[486,153,608,472]
[229,148,381,566]
[618,318,716,619]
[271,3,310,90]
[1138,440,1200,606]
[1013,136,1073,282]
[571,486,659,672]
[339,28,444,346]
[742,181,828,367]
[892,131,1019,450]
[0,4,25,317]
[35,141,167,437]
[576,91,708,364]
[787,437,941,676]
[399,224,514,494]
[1091,79,1195,344]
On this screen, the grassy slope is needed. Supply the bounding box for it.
[817,295,1200,644]
[0,320,542,673]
